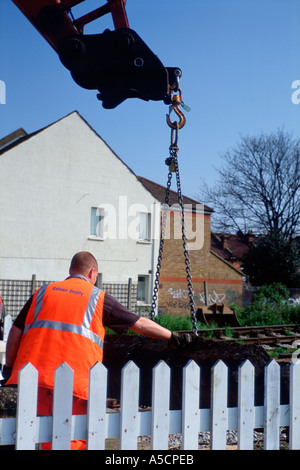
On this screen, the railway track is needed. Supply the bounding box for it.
[182,324,300,347]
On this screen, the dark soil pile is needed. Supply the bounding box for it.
[0,334,289,417]
[102,334,281,409]
[0,386,17,417]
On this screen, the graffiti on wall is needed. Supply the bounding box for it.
[167,287,238,305]
[286,297,300,306]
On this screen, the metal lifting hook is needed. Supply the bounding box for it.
[166,88,186,130]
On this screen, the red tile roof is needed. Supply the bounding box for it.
[211,232,256,268]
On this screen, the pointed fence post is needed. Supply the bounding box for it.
[210,360,228,450]
[182,360,200,450]
[290,360,300,450]
[264,360,280,450]
[151,361,170,450]
[87,362,107,450]
[52,362,74,450]
[3,314,12,341]
[238,359,254,450]
[120,361,140,450]
[16,363,38,450]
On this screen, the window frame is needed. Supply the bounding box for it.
[138,211,151,242]
[89,206,105,240]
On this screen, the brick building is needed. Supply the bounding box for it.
[138,177,244,315]
[211,231,256,271]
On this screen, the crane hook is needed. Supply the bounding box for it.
[166,88,186,130]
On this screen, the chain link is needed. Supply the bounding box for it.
[173,150,198,335]
[150,171,172,319]
[150,113,198,335]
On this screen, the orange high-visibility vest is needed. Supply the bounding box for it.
[7,275,105,399]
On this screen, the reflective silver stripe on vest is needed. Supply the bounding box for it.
[25,281,103,350]
[23,320,103,349]
[34,284,48,320]
[82,286,100,329]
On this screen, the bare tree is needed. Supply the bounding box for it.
[199,129,300,238]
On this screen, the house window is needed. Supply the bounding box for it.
[137,275,149,303]
[139,212,151,241]
[90,207,104,238]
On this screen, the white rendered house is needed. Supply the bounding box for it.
[0,111,160,305]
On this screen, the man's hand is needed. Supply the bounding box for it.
[170,331,193,347]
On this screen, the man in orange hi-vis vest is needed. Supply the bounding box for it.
[3,251,183,450]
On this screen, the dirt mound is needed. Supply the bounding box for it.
[103,335,273,408]
[103,334,270,367]
[0,334,287,417]
[0,386,17,417]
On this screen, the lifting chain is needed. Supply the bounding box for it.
[150,88,198,335]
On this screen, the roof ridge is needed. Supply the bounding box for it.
[137,175,213,212]
[0,111,80,155]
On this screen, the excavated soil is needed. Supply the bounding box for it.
[0,335,290,418]
[102,335,289,409]
[0,386,17,418]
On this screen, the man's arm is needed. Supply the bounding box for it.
[129,316,172,340]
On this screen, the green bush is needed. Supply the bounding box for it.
[235,283,300,326]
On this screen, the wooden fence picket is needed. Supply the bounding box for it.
[3,314,12,341]
[289,360,300,450]
[0,315,12,370]
[1,358,300,450]
[16,363,38,450]
[182,360,200,450]
[151,360,170,450]
[210,360,228,450]
[264,359,280,450]
[120,361,139,450]
[87,361,107,450]
[52,362,73,450]
[238,359,254,450]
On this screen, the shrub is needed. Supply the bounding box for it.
[236,283,300,326]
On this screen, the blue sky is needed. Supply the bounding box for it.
[0,0,299,202]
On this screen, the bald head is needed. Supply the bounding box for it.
[69,252,98,284]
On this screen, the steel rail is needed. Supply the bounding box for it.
[177,324,300,346]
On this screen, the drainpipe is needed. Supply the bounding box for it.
[150,201,160,316]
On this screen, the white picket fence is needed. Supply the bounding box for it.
[0,358,300,450]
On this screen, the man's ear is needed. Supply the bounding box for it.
[88,268,94,279]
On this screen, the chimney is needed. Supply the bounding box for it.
[0,128,27,151]
[247,230,255,244]
[221,234,230,249]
